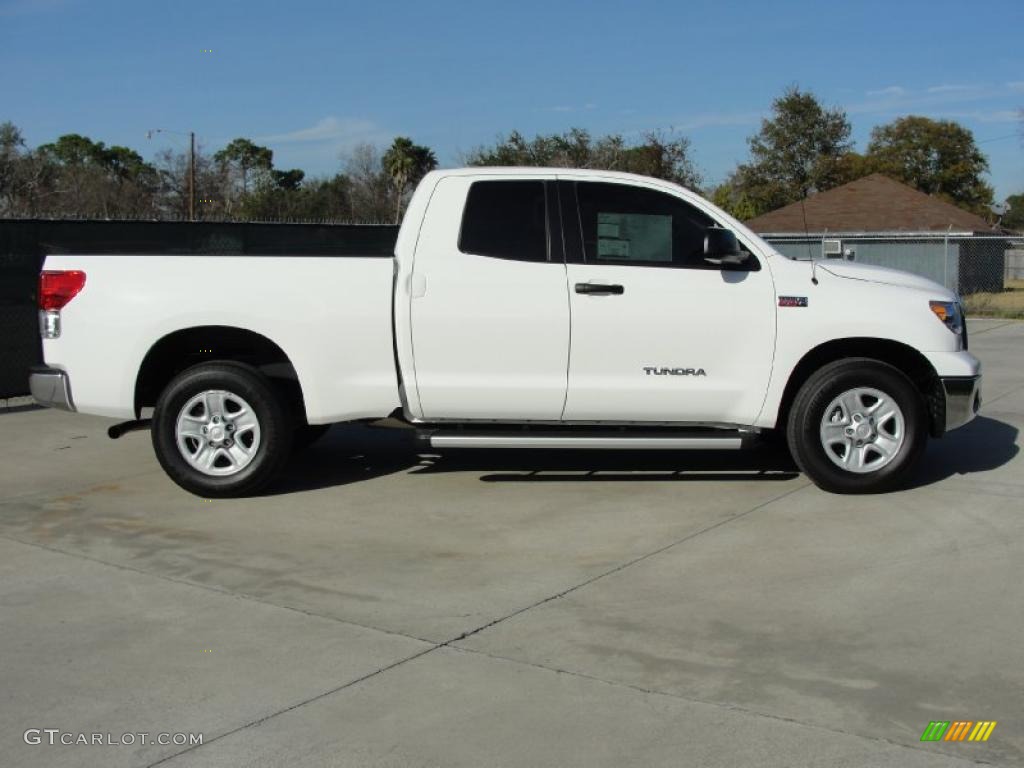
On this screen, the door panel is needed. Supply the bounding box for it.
[409,176,570,421]
[561,179,776,424]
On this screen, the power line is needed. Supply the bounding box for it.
[977,131,1021,144]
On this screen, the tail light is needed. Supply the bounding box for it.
[39,270,86,339]
[39,270,87,310]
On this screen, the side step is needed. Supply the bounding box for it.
[420,429,751,451]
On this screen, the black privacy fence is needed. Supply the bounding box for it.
[0,220,400,399]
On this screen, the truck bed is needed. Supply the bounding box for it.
[41,254,401,423]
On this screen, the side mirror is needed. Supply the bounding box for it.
[703,227,750,268]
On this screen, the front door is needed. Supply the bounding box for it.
[560,178,776,425]
[409,175,571,421]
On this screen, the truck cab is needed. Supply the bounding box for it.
[396,170,775,426]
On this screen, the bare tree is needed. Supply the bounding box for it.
[155,145,225,220]
[343,144,393,223]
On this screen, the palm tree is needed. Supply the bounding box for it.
[383,137,437,223]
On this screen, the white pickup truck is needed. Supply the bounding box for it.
[31,168,981,496]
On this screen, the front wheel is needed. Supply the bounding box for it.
[152,362,293,497]
[786,358,927,494]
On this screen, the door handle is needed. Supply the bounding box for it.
[575,282,624,295]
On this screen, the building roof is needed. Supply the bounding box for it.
[744,173,995,235]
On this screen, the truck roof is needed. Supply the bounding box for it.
[427,166,693,191]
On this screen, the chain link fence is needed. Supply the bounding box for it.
[762,233,1024,318]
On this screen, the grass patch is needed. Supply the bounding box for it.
[962,278,1024,319]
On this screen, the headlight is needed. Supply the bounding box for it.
[929,300,963,336]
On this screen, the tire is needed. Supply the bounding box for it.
[786,358,927,494]
[152,362,294,497]
[292,424,331,452]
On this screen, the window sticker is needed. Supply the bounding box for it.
[596,213,671,262]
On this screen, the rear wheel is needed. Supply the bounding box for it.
[786,358,926,493]
[152,362,293,497]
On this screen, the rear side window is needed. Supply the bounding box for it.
[459,181,549,262]
[575,181,716,268]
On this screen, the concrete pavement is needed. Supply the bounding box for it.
[1,318,1021,767]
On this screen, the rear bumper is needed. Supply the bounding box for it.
[29,366,75,411]
[940,375,981,433]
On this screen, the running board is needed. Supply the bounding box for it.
[422,431,748,451]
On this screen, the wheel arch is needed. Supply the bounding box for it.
[776,338,943,438]
[134,325,308,423]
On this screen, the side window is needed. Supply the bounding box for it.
[575,182,718,268]
[459,180,549,262]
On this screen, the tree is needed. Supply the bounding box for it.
[709,177,761,221]
[731,86,853,216]
[154,145,222,220]
[36,134,105,214]
[35,133,159,217]
[271,168,305,191]
[382,137,437,223]
[465,128,702,189]
[103,145,154,180]
[344,143,393,222]
[613,131,702,188]
[214,138,274,197]
[467,128,592,167]
[38,133,106,166]
[0,122,27,213]
[0,122,59,216]
[297,174,353,220]
[865,116,994,214]
[1002,193,1024,232]
[240,173,353,221]
[2,121,374,220]
[0,122,24,153]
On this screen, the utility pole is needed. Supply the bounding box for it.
[189,131,196,222]
[147,128,197,222]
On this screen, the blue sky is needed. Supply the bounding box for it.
[3,0,1022,199]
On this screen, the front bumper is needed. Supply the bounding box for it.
[940,375,981,433]
[29,366,75,411]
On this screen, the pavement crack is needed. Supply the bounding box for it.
[0,533,436,646]
[447,645,995,768]
[143,645,440,768]
[440,482,812,647]
[968,320,1020,336]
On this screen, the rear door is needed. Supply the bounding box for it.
[408,175,571,420]
[560,178,776,425]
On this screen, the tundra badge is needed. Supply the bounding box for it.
[643,367,707,376]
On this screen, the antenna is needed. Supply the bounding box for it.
[801,185,818,284]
